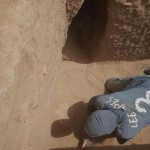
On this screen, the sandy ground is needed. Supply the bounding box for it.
[50,22,150,150]
[1,1,149,150]
[0,1,68,150]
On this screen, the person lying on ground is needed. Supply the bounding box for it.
[83,70,150,146]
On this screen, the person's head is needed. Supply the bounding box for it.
[84,110,118,137]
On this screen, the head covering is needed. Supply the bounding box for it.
[84,110,120,137]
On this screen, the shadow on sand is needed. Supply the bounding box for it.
[51,100,115,145]
[51,101,89,140]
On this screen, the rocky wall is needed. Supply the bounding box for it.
[106,0,150,60]
[85,0,150,61]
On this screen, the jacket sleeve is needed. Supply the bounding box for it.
[106,75,150,92]
[88,95,109,111]
[116,135,129,144]
[123,75,150,90]
[106,77,132,92]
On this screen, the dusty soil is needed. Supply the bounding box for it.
[1,1,150,150]
[50,19,150,149]
[0,1,73,150]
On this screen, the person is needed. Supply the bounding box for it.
[82,67,150,147]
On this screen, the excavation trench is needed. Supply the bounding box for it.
[50,0,150,149]
[63,0,108,63]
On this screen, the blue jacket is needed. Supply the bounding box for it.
[93,76,150,140]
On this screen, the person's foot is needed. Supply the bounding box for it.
[142,66,150,75]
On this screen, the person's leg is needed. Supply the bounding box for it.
[106,77,132,92]
[116,128,129,144]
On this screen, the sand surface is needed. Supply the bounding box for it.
[50,21,150,150]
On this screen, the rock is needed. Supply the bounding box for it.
[66,0,84,23]
[83,0,150,61]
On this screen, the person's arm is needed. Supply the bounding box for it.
[106,75,150,92]
[117,136,129,144]
[88,95,106,111]
[123,75,150,90]
[106,77,132,92]
[115,128,129,144]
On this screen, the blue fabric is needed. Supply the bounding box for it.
[84,109,122,137]
[85,76,150,140]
